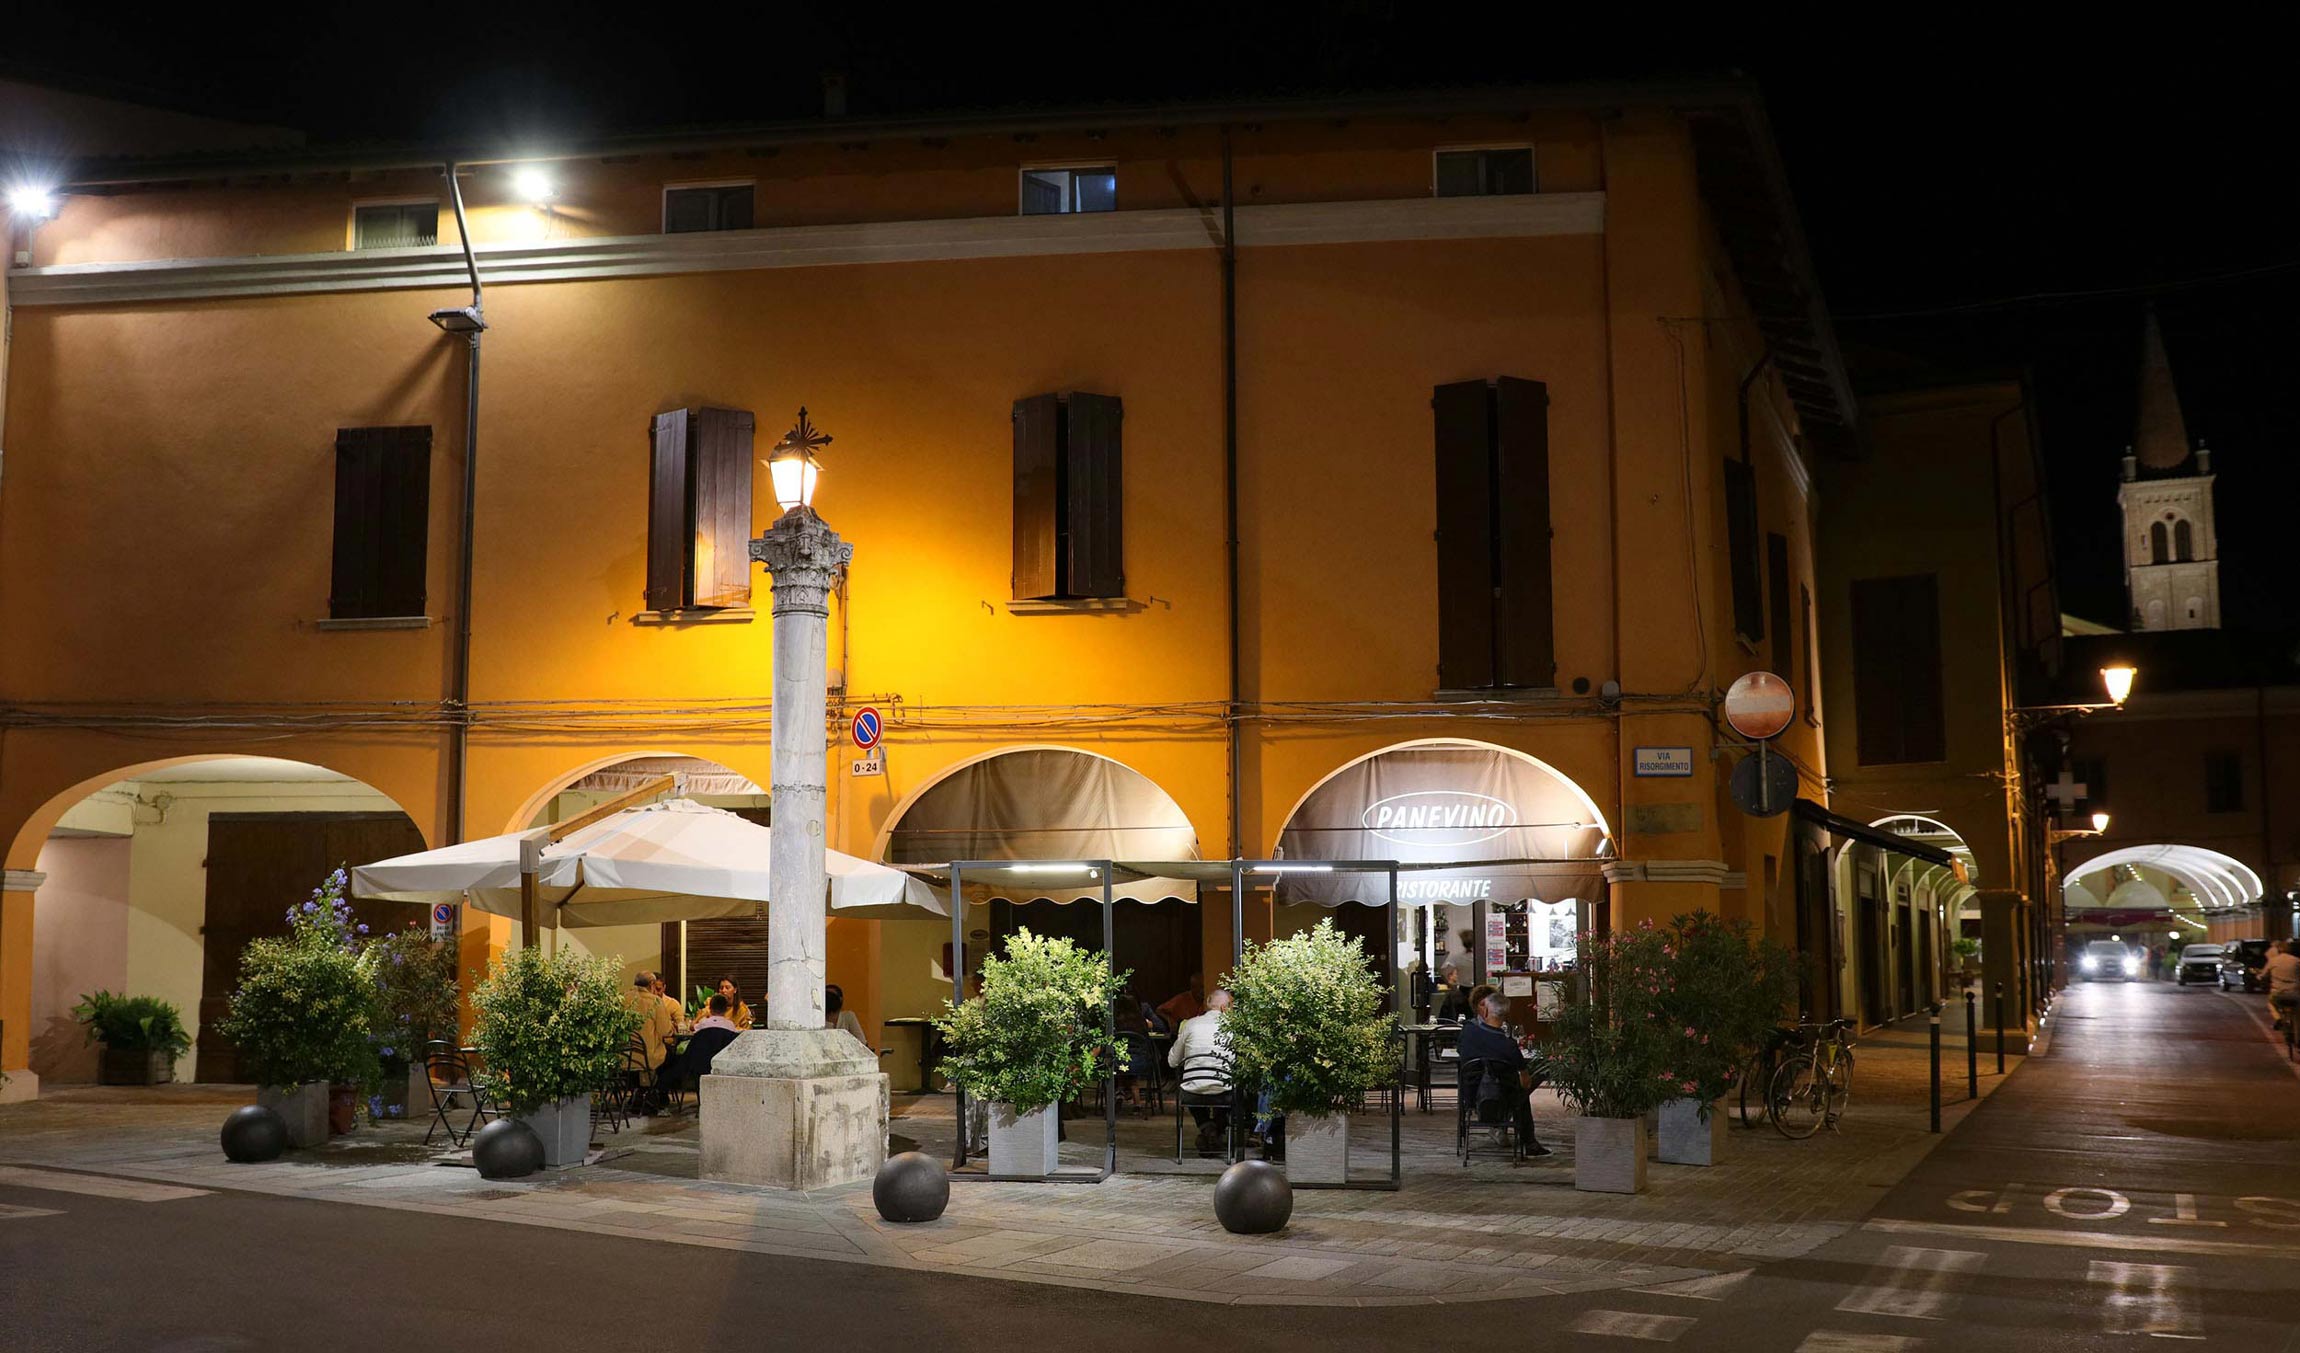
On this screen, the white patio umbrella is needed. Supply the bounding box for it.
[351,798,945,928]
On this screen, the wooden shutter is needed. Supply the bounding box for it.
[646,409,690,612]
[690,407,755,609]
[1767,532,1793,686]
[1494,377,1553,688]
[685,919,775,1014]
[1433,380,1496,689]
[1851,574,1944,765]
[1012,394,1061,599]
[1065,392,1124,598]
[330,426,430,619]
[1725,458,1763,641]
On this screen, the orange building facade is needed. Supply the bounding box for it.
[0,85,1850,1093]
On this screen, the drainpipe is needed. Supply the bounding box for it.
[439,162,485,847]
[1736,349,1772,467]
[1221,127,1242,862]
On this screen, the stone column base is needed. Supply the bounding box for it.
[699,1027,888,1191]
[0,1068,38,1105]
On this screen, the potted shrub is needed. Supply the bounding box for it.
[932,929,1121,1179]
[216,870,380,1147]
[1951,937,1982,984]
[1540,922,1672,1193]
[470,946,639,1168]
[1221,919,1395,1185]
[1652,912,1796,1166]
[360,926,460,1122]
[70,990,193,1085]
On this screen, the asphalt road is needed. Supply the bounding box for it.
[6,980,2297,1351]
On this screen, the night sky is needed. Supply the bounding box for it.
[7,10,2294,629]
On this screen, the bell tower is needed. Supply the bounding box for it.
[2118,312,2220,631]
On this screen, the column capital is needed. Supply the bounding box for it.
[1,869,46,893]
[751,508,852,617]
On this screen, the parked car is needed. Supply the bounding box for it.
[2079,940,2142,981]
[2219,939,2272,991]
[2175,943,2225,985]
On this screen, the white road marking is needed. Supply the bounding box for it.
[1571,1310,1698,1341]
[0,1202,64,1221]
[2042,1187,2130,1220]
[1636,1270,1752,1301]
[2147,1193,2227,1228]
[0,1166,208,1202]
[1834,1246,1984,1320]
[1796,1333,1924,1353]
[2090,1260,2203,1339]
[1866,1216,2300,1259]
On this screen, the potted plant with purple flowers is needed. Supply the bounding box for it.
[216,869,381,1147]
[360,926,460,1124]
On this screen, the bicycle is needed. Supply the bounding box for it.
[1766,1018,1856,1139]
[1736,1024,1802,1129]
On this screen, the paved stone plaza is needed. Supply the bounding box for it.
[0,1020,2019,1307]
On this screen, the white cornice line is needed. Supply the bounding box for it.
[2,869,47,892]
[6,193,1605,307]
[1601,859,1732,886]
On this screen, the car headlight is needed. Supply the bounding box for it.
[2081,956,2099,971]
[2123,957,2140,975]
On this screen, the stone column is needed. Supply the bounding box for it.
[699,506,887,1190]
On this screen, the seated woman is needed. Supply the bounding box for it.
[1113,986,1159,1108]
[826,984,869,1051]
[715,977,754,1030]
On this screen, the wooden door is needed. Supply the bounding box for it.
[198,812,427,1082]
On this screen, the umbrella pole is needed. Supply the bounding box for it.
[520,868,539,951]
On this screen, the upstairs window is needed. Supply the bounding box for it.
[1850,573,1946,765]
[1433,378,1554,691]
[330,426,431,619]
[1800,584,1820,725]
[1020,166,1116,215]
[1767,532,1794,691]
[646,407,756,613]
[2205,751,2245,813]
[1012,393,1124,600]
[1435,147,1535,197]
[352,202,439,250]
[664,183,755,234]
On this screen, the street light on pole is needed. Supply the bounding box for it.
[698,408,886,1192]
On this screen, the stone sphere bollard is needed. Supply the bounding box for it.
[472,1118,546,1180]
[873,1151,951,1223]
[1214,1158,1292,1234]
[220,1105,289,1163]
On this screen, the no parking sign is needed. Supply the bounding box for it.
[430,902,457,940]
[851,706,883,750]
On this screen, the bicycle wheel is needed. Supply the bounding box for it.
[1769,1057,1825,1139]
[1736,1054,1765,1128]
[1825,1051,1853,1124]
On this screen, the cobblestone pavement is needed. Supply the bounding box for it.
[0,1020,2021,1307]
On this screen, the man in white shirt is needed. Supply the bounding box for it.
[2266,939,2300,1031]
[1168,988,1232,1152]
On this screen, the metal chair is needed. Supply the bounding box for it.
[421,1040,500,1147]
[1456,1056,1519,1165]
[1117,1031,1165,1117]
[1173,1054,1239,1162]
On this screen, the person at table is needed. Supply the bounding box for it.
[692,995,740,1035]
[1457,990,1551,1158]
[648,972,687,1027]
[826,984,870,1050]
[715,977,753,1030]
[1113,985,1161,1108]
[1157,973,1208,1028]
[624,971,680,1075]
[1169,987,1233,1152]
[1436,964,1477,1022]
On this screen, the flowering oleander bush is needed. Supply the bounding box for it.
[470,946,641,1116]
[1654,911,1798,1112]
[1220,919,1396,1117]
[217,870,381,1091]
[933,929,1124,1112]
[1539,921,1673,1119]
[359,925,461,1071]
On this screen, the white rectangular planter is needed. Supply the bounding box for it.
[1286,1111,1350,1184]
[258,1082,328,1149]
[987,1102,1061,1178]
[519,1095,593,1168]
[1573,1115,1649,1194]
[406,1062,435,1121]
[1656,1097,1726,1166]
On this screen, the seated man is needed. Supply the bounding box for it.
[624,970,677,1081]
[2268,938,2300,1031]
[692,994,740,1035]
[1168,987,1233,1152]
[1455,990,1551,1158]
[1157,973,1208,1029]
[655,995,742,1106]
